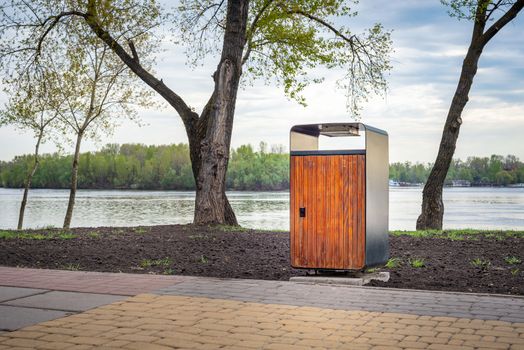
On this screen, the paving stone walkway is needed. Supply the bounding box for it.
[1,267,523,349]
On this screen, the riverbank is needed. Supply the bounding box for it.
[1,225,523,295]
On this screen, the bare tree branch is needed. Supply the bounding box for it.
[481,0,524,46]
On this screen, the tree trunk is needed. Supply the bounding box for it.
[17,131,43,230]
[187,93,238,226]
[193,0,249,225]
[63,131,83,229]
[416,37,484,230]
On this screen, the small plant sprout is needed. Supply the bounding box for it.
[199,255,208,264]
[140,257,172,269]
[504,256,521,265]
[88,231,100,238]
[471,258,491,269]
[63,263,80,271]
[133,227,149,234]
[409,258,426,268]
[511,268,520,276]
[385,257,402,269]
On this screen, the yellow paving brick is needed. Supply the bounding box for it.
[197,335,239,346]
[500,337,524,345]
[236,339,270,348]
[294,338,340,348]
[103,340,131,348]
[361,331,404,341]
[229,333,271,343]
[39,333,76,343]
[258,329,286,337]
[264,343,305,350]
[427,344,474,350]
[398,340,429,349]
[115,333,160,343]
[123,341,173,350]
[231,326,263,334]
[1,293,523,350]
[71,336,109,345]
[2,338,50,348]
[37,342,73,350]
[463,340,511,349]
[419,336,449,345]
[64,345,94,350]
[6,331,47,339]
[200,330,231,338]
[477,329,520,338]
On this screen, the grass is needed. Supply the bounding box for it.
[215,224,249,232]
[139,257,172,269]
[409,258,426,268]
[511,268,520,276]
[87,231,100,238]
[199,255,209,264]
[504,256,521,265]
[390,229,524,241]
[133,227,150,234]
[385,257,402,269]
[471,258,491,269]
[188,234,207,239]
[61,263,81,271]
[138,257,174,275]
[0,230,76,240]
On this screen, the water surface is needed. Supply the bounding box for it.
[0,187,523,230]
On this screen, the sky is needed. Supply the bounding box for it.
[0,0,523,163]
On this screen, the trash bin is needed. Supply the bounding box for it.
[290,123,389,270]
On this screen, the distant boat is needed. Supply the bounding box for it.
[389,179,400,187]
[450,180,471,187]
[508,183,524,188]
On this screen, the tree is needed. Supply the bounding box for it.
[0,67,61,229]
[416,0,524,230]
[1,0,392,225]
[56,41,148,228]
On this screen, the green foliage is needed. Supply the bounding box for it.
[390,155,524,185]
[199,255,208,264]
[409,258,426,268]
[390,229,524,240]
[175,0,392,115]
[504,256,521,265]
[3,145,524,191]
[470,258,490,269]
[385,257,402,269]
[511,268,520,276]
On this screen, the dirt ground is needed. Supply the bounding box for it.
[1,225,522,295]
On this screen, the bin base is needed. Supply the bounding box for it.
[289,271,389,286]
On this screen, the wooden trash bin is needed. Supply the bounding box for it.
[290,123,389,270]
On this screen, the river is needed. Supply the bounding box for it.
[0,187,523,230]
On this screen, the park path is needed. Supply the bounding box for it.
[0,266,523,349]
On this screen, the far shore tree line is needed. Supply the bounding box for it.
[1,143,522,190]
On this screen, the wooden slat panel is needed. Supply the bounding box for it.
[290,154,366,270]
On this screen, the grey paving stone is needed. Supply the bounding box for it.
[0,286,48,302]
[0,305,70,331]
[153,277,524,321]
[4,291,127,312]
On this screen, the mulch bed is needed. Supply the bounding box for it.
[1,225,523,295]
